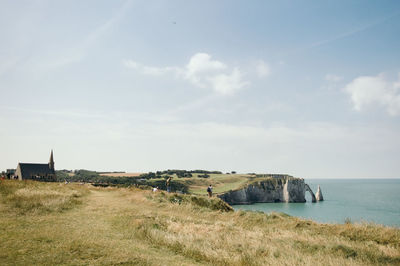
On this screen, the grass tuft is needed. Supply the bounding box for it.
[331,244,358,258]
[149,192,234,212]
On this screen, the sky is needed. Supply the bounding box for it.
[1,0,400,178]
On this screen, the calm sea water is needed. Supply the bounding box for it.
[234,179,400,227]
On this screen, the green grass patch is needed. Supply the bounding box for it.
[187,174,250,195]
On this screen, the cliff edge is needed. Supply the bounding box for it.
[218,176,316,205]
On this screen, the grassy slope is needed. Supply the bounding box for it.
[182,174,251,195]
[183,174,287,195]
[61,172,270,195]
[1,180,399,266]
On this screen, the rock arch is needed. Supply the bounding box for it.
[304,184,316,203]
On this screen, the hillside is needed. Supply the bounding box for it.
[182,173,251,195]
[59,170,291,197]
[56,170,255,195]
[1,180,399,265]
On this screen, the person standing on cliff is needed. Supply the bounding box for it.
[207,185,213,197]
[166,176,172,193]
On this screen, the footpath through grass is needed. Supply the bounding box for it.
[1,180,399,265]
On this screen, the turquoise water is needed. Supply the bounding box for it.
[234,179,400,227]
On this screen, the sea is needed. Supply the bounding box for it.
[234,179,400,228]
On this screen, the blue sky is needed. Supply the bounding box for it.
[1,0,400,178]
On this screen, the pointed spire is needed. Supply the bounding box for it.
[316,185,324,201]
[49,150,55,170]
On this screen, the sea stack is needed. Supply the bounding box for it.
[316,185,324,201]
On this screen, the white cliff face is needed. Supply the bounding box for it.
[283,178,289,203]
[218,178,308,205]
[316,185,324,201]
[286,179,307,202]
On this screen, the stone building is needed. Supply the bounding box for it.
[15,150,56,181]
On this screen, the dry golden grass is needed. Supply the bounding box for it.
[0,180,399,265]
[0,179,88,214]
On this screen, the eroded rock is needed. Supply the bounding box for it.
[218,176,320,205]
[315,185,324,201]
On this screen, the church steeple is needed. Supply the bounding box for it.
[49,150,55,171]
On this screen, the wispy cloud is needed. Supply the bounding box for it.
[123,60,182,77]
[38,0,134,70]
[309,10,400,51]
[282,10,400,57]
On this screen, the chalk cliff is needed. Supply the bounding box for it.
[316,185,324,201]
[218,176,317,205]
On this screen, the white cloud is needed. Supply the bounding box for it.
[325,74,343,82]
[344,73,400,116]
[207,68,249,95]
[124,53,249,95]
[184,53,227,88]
[256,60,270,78]
[186,53,226,76]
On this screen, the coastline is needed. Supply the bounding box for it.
[234,178,400,228]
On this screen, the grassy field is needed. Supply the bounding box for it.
[57,171,262,195]
[1,180,399,265]
[179,174,295,195]
[180,174,251,195]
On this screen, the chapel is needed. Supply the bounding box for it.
[15,150,56,181]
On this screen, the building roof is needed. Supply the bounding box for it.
[18,163,55,178]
